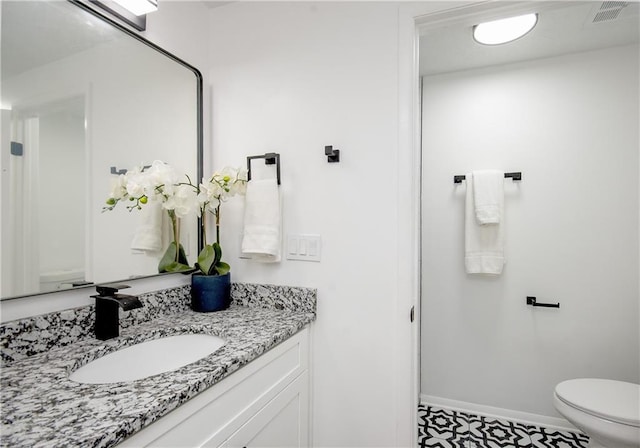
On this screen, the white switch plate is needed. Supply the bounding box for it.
[287,234,321,262]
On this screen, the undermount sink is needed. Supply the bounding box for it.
[69,334,226,384]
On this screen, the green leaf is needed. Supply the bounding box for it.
[195,242,230,276]
[177,244,189,265]
[212,242,222,265]
[158,242,178,273]
[163,261,193,273]
[159,242,190,273]
[197,245,216,275]
[215,261,230,276]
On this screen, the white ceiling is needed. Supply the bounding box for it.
[5,1,637,80]
[419,1,640,76]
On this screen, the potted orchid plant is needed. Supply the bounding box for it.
[104,161,247,312]
[190,167,248,312]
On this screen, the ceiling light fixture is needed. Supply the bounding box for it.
[112,0,158,17]
[473,13,538,45]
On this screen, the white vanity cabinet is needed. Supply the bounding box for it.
[117,327,310,448]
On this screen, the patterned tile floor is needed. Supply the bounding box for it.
[418,405,590,448]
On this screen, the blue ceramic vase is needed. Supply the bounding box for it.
[190,273,231,312]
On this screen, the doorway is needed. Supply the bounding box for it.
[415,1,639,446]
[1,96,87,297]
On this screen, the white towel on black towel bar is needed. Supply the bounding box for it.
[473,169,504,224]
[241,178,281,262]
[465,171,505,275]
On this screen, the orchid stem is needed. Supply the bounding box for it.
[215,205,221,245]
[170,211,180,262]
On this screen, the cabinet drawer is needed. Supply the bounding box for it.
[217,371,309,448]
[118,328,309,448]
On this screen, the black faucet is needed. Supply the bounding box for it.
[92,284,143,340]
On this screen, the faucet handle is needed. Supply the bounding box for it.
[95,283,131,296]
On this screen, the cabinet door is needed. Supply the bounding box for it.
[217,371,309,448]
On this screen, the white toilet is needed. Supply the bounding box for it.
[554,378,640,448]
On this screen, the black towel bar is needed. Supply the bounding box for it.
[454,172,522,184]
[110,165,150,175]
[247,152,281,185]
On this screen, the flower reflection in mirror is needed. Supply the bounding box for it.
[104,160,195,273]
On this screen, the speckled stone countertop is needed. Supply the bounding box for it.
[0,283,316,448]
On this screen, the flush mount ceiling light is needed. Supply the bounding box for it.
[112,0,158,16]
[473,13,538,45]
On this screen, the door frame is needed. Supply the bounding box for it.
[396,2,544,445]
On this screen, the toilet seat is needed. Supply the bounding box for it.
[555,378,640,427]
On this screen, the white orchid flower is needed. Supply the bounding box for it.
[163,183,198,218]
[125,170,148,198]
[108,174,128,201]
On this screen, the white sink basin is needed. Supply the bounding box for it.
[69,334,226,384]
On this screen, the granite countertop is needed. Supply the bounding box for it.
[0,284,316,448]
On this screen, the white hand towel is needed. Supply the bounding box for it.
[465,172,505,275]
[473,170,504,224]
[241,179,281,262]
[131,201,163,252]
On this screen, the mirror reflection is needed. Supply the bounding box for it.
[1,0,200,299]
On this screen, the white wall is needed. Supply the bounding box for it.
[38,106,86,275]
[206,2,403,446]
[420,45,640,418]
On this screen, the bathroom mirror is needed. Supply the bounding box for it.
[0,0,202,300]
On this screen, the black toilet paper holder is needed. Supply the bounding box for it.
[526,296,560,308]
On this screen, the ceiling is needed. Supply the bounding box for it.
[5,1,637,80]
[419,1,640,76]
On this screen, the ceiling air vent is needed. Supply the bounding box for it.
[592,1,629,23]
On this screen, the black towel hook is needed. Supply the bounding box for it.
[325,145,340,163]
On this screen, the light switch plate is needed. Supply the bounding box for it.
[286,234,321,262]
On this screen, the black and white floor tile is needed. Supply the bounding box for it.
[418,405,590,448]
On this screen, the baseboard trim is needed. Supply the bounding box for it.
[420,394,579,433]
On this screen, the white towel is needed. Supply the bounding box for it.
[473,170,504,224]
[465,172,505,275]
[131,201,163,252]
[241,179,281,262]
